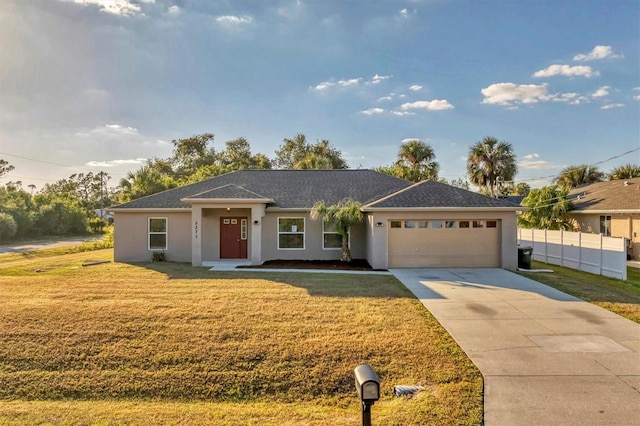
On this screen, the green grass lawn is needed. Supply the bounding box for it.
[517,261,640,323]
[0,250,482,425]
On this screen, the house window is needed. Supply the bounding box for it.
[431,220,442,229]
[487,220,497,228]
[404,220,416,229]
[148,217,167,250]
[599,215,611,236]
[278,217,305,249]
[417,220,427,228]
[445,220,456,228]
[323,221,347,250]
[241,219,248,240]
[390,221,402,228]
[473,220,484,228]
[459,221,470,228]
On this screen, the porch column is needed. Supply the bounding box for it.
[192,206,202,266]
[250,205,266,265]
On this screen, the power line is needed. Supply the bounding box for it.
[516,146,640,185]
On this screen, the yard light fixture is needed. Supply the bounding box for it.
[354,364,380,426]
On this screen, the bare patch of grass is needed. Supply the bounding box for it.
[518,261,640,323]
[0,253,482,425]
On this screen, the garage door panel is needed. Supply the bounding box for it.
[388,221,500,268]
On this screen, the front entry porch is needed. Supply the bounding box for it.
[189,202,267,267]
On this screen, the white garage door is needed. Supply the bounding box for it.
[388,219,501,268]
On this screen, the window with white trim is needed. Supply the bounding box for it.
[278,217,305,249]
[323,221,348,250]
[148,217,167,250]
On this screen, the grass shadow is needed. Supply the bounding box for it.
[135,261,413,299]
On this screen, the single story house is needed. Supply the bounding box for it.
[568,177,640,260]
[108,169,523,269]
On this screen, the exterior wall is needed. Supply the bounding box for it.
[632,218,640,260]
[113,211,192,262]
[259,211,367,262]
[365,210,518,270]
[569,212,639,259]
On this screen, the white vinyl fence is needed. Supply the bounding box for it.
[517,228,627,281]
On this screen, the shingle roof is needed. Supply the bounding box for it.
[365,180,521,208]
[110,169,412,209]
[568,178,640,212]
[186,184,272,200]
[110,170,522,211]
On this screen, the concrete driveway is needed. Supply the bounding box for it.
[391,268,640,426]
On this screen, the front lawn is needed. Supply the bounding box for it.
[0,250,482,425]
[517,261,640,323]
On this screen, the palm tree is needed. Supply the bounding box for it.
[608,163,640,180]
[393,140,439,182]
[294,153,334,170]
[556,165,604,189]
[466,137,517,197]
[310,199,363,262]
[118,164,175,202]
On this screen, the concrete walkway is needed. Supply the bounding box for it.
[391,268,640,426]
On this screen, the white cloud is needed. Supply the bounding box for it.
[573,45,622,61]
[167,5,180,15]
[312,75,388,91]
[104,124,138,134]
[63,0,152,16]
[216,15,254,24]
[409,85,423,91]
[592,86,610,98]
[370,74,391,84]
[601,103,625,110]
[361,108,385,115]
[634,95,640,101]
[391,111,416,116]
[378,95,393,102]
[86,158,147,167]
[399,8,409,18]
[481,83,551,106]
[400,100,454,111]
[401,138,422,143]
[533,64,599,78]
[518,154,563,170]
[553,92,589,105]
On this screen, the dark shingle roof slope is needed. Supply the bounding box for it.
[568,178,640,212]
[187,184,271,200]
[365,180,521,209]
[111,170,412,209]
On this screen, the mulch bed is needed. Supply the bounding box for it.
[238,259,379,271]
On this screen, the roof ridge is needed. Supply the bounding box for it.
[362,180,428,208]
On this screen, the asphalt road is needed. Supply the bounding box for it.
[0,237,101,255]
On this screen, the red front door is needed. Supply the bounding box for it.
[220,217,248,259]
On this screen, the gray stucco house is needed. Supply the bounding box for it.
[108,169,522,269]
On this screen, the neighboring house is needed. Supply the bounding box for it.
[107,169,522,269]
[568,177,640,260]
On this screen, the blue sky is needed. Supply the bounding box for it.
[1,0,638,189]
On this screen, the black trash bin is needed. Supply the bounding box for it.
[518,246,533,269]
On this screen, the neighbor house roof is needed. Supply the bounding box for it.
[568,178,640,213]
[364,180,521,209]
[110,169,412,210]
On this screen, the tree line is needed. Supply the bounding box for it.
[0,134,638,241]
